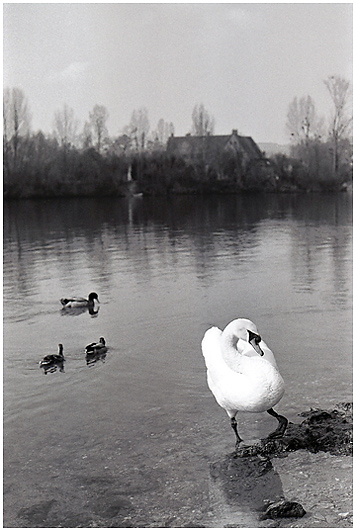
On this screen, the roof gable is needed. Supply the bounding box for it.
[167,132,264,160]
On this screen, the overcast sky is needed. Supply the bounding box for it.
[3,3,353,144]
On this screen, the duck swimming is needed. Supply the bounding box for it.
[201,318,288,445]
[39,344,65,370]
[85,337,107,355]
[60,292,99,309]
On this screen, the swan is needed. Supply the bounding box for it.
[85,337,107,355]
[201,318,288,445]
[60,292,99,309]
[39,344,65,368]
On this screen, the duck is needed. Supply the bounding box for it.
[60,292,99,309]
[201,318,288,446]
[39,343,65,368]
[85,337,107,355]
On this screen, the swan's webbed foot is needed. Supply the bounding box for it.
[231,416,243,445]
[266,408,288,439]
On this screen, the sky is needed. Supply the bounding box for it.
[3,2,353,144]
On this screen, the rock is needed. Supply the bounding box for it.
[261,500,306,520]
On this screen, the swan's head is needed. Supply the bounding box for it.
[58,343,64,355]
[223,318,264,356]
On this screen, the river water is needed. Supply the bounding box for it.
[3,193,352,527]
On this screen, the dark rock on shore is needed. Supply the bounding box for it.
[234,402,352,458]
[261,500,306,520]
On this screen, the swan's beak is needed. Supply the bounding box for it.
[248,331,264,356]
[250,338,264,356]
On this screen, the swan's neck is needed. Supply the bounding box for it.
[221,333,244,371]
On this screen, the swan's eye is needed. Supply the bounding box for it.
[248,330,261,343]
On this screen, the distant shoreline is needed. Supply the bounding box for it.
[4,182,350,201]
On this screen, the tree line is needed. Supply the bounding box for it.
[3,76,352,198]
[275,75,352,190]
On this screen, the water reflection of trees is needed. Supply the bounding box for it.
[4,194,352,309]
[289,196,352,304]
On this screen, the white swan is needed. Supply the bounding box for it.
[201,318,288,445]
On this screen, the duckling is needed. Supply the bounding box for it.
[85,337,107,355]
[60,292,99,309]
[39,344,65,368]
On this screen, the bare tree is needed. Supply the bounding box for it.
[53,103,78,148]
[80,121,93,150]
[286,95,324,143]
[155,118,175,146]
[123,107,150,150]
[89,104,109,153]
[324,75,353,174]
[3,87,31,171]
[191,104,215,136]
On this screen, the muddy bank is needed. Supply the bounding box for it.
[209,403,352,527]
[235,402,353,458]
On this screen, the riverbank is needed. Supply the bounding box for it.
[4,147,350,199]
[208,403,352,528]
[3,183,350,200]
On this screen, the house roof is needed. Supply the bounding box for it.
[167,133,264,159]
[237,136,264,159]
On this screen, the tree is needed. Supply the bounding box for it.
[286,95,324,143]
[3,87,31,171]
[53,104,78,148]
[80,121,93,150]
[191,103,215,136]
[89,104,109,153]
[324,75,352,174]
[123,107,150,151]
[155,118,175,146]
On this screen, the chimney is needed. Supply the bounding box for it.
[232,129,238,135]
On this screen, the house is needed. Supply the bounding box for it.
[166,129,266,169]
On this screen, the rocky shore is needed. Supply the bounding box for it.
[210,403,353,527]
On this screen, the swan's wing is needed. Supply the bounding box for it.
[202,327,251,416]
[201,327,222,366]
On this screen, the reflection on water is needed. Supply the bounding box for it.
[210,453,283,511]
[3,193,352,527]
[40,359,65,375]
[86,350,107,367]
[61,306,100,317]
[4,194,352,316]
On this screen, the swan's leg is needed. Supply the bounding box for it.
[266,408,288,439]
[231,416,243,445]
